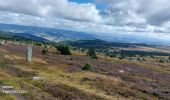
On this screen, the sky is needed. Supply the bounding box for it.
[0,0,170,42]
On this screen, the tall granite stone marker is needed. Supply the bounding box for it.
[26,45,32,63]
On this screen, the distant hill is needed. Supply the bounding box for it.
[0,31,49,42]
[0,23,169,45]
[67,39,170,56]
[67,39,153,48]
[0,23,95,42]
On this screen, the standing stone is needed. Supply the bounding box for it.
[26,45,32,63]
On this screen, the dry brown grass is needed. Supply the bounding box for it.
[0,44,170,100]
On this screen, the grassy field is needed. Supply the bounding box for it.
[0,43,170,100]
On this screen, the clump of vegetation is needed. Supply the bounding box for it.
[109,54,116,58]
[55,45,71,55]
[41,47,48,54]
[159,59,164,63]
[81,64,93,71]
[34,42,42,46]
[119,54,126,59]
[87,47,98,59]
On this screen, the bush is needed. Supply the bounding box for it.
[82,64,93,71]
[41,48,48,54]
[87,47,98,59]
[117,54,125,59]
[110,54,116,58]
[137,57,140,61]
[56,45,71,55]
[159,59,164,63]
[34,42,42,46]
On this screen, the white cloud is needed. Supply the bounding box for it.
[0,0,101,22]
[97,0,170,26]
[102,6,146,25]
[0,0,170,44]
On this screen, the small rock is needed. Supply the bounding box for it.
[32,76,44,80]
[118,70,125,73]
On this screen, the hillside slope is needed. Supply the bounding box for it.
[0,43,170,100]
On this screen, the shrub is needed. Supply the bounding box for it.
[110,54,116,58]
[34,42,42,46]
[56,45,71,55]
[159,59,164,63]
[82,64,93,71]
[41,48,48,54]
[87,47,98,59]
[117,54,125,59]
[137,57,140,61]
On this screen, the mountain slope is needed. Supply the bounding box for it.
[0,31,49,42]
[0,23,95,42]
[0,23,169,45]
